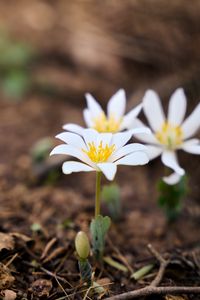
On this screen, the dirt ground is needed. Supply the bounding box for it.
[0,1,200,299]
[0,92,200,299]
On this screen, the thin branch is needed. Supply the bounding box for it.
[147,244,169,287]
[105,286,200,300]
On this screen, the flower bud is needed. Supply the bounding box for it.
[75,231,90,259]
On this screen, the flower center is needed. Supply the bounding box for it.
[156,122,183,149]
[92,113,122,133]
[83,141,115,163]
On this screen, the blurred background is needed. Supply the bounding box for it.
[0,0,200,102]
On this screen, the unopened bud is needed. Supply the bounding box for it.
[75,231,90,259]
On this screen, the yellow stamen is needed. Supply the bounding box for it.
[92,113,122,133]
[156,122,183,149]
[83,141,115,163]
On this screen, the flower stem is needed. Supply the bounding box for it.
[95,171,102,218]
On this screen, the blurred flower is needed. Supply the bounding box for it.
[63,89,142,134]
[50,129,149,181]
[129,88,200,184]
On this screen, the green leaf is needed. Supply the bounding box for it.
[90,215,111,261]
[2,70,31,99]
[78,259,92,286]
[103,256,128,272]
[131,264,154,280]
[102,183,121,220]
[31,137,54,163]
[157,175,188,221]
[31,223,41,232]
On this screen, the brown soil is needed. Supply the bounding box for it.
[0,92,200,299]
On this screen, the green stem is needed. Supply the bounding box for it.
[95,171,102,218]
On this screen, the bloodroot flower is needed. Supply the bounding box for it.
[50,129,149,181]
[130,88,200,184]
[63,89,142,134]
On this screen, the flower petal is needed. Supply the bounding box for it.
[97,163,117,181]
[181,139,200,154]
[111,131,132,151]
[180,138,200,147]
[128,118,159,144]
[63,123,85,135]
[181,103,200,139]
[82,129,98,148]
[121,103,142,129]
[143,89,165,132]
[110,143,147,161]
[50,144,89,163]
[96,133,113,147]
[168,88,187,126]
[83,109,93,127]
[161,151,185,175]
[85,93,104,118]
[163,172,182,185]
[107,89,126,119]
[62,161,94,174]
[115,151,149,166]
[145,145,163,160]
[56,132,87,150]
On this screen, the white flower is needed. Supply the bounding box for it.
[63,89,143,134]
[128,88,200,185]
[50,129,149,181]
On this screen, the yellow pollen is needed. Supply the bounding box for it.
[92,113,122,133]
[82,141,115,163]
[156,122,183,149]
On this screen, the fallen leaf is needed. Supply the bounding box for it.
[0,263,15,290]
[165,296,188,300]
[1,289,17,300]
[0,233,15,252]
[29,279,52,298]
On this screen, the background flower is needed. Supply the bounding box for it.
[128,88,200,184]
[63,89,142,134]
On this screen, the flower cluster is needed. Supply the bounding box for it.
[51,88,200,184]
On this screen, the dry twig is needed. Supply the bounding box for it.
[105,244,200,300]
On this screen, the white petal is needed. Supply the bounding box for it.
[121,103,142,129]
[63,123,85,135]
[145,145,163,160]
[163,172,182,185]
[161,151,185,175]
[128,118,159,144]
[82,129,98,147]
[116,151,149,166]
[110,143,147,161]
[85,93,104,118]
[182,141,200,154]
[96,133,113,147]
[97,163,117,181]
[56,132,87,150]
[50,144,88,163]
[168,88,187,126]
[50,145,72,156]
[130,127,151,135]
[111,131,132,150]
[83,109,93,127]
[181,138,200,147]
[107,89,126,119]
[62,161,94,174]
[181,103,200,139]
[143,89,165,132]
